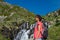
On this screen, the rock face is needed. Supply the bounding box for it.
[0,16,7,22]
[46,9,60,26]
[47,10,60,17]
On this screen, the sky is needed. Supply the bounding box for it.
[4,0,60,15]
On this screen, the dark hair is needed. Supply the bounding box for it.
[35,15,42,21]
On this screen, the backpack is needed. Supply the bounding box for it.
[42,20,48,39]
[36,20,48,39]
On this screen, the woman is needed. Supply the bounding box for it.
[34,15,44,40]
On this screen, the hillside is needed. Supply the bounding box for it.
[0,1,60,40]
[0,1,35,40]
[0,1,35,28]
[44,10,60,40]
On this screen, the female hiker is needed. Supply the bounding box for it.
[34,15,44,40]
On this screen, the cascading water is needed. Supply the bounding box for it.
[14,29,30,40]
[14,22,36,40]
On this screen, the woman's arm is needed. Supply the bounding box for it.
[36,25,41,38]
[36,24,43,38]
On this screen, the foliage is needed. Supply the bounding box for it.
[0,1,60,40]
[0,1,35,40]
[48,25,60,40]
[0,33,10,40]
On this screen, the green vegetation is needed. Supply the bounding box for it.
[0,33,10,40]
[0,0,4,2]
[0,1,60,40]
[48,26,60,40]
[44,10,60,40]
[0,1,35,40]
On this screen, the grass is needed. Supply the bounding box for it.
[0,33,10,40]
[48,25,60,40]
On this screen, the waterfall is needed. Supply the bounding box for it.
[14,22,36,40]
[14,29,30,40]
